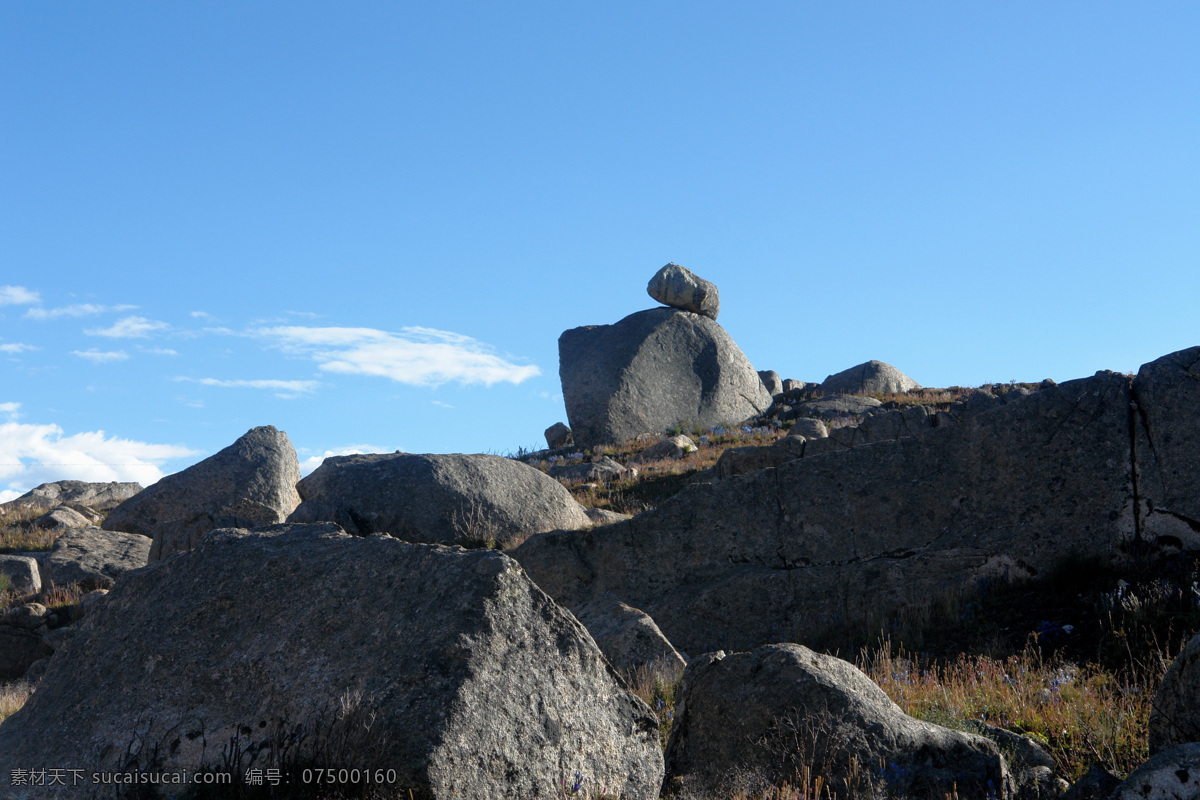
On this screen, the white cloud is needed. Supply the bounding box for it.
[0,286,40,306]
[298,445,393,477]
[86,315,169,338]
[72,349,130,363]
[0,343,36,354]
[431,400,455,408]
[25,303,136,321]
[190,311,214,319]
[0,420,199,496]
[0,402,19,419]
[174,377,319,395]
[256,325,541,387]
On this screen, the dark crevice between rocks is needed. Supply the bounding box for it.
[1129,397,1145,548]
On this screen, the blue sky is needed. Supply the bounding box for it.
[2,3,1198,499]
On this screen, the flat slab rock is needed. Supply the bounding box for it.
[0,523,663,799]
[40,526,150,589]
[515,368,1143,654]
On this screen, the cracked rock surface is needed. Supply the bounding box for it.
[516,365,1151,654]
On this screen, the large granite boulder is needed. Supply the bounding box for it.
[820,360,922,395]
[0,524,663,799]
[1149,631,1200,754]
[0,555,41,595]
[288,452,591,547]
[1,481,142,513]
[647,262,719,320]
[39,527,151,589]
[1132,346,1200,549]
[515,368,1143,654]
[560,308,771,447]
[103,426,301,562]
[664,644,1011,799]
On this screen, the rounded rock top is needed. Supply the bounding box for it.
[647,263,720,320]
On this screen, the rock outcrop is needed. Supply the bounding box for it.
[663,644,1011,799]
[559,308,771,447]
[0,524,664,799]
[647,263,719,320]
[102,426,301,562]
[1,481,142,513]
[515,368,1145,654]
[820,360,922,395]
[1149,631,1200,754]
[39,527,151,589]
[288,452,591,547]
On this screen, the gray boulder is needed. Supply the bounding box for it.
[794,394,882,418]
[1110,742,1200,799]
[757,370,783,397]
[782,379,807,393]
[103,426,302,563]
[663,644,1011,799]
[0,524,663,799]
[787,418,828,439]
[33,505,93,530]
[0,555,41,595]
[1,480,142,513]
[560,308,770,447]
[1149,631,1200,754]
[549,456,628,484]
[515,368,1141,654]
[647,262,720,320]
[544,421,573,449]
[630,435,697,465]
[573,593,686,676]
[586,508,632,526]
[288,452,591,548]
[40,527,151,589]
[821,360,922,395]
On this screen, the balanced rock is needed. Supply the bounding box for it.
[288,452,591,547]
[560,308,770,447]
[102,426,301,563]
[0,524,663,799]
[820,360,922,395]
[663,644,1011,799]
[515,368,1142,654]
[40,527,151,589]
[647,262,719,320]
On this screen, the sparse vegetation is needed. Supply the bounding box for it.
[0,504,61,553]
[0,681,33,725]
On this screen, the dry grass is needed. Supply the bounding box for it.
[0,505,61,553]
[0,681,33,725]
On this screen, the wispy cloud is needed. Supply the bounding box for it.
[0,402,20,419]
[0,286,40,306]
[174,377,319,394]
[0,343,36,354]
[142,347,179,356]
[0,420,199,495]
[72,349,130,363]
[298,444,394,477]
[256,325,541,387]
[25,303,136,321]
[190,311,215,320]
[86,315,169,338]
